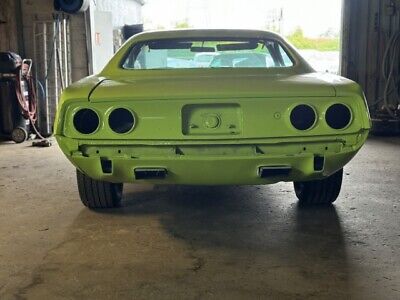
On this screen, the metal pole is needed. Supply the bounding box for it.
[33,23,38,130]
[63,16,69,87]
[53,19,59,110]
[43,22,50,135]
[58,15,63,91]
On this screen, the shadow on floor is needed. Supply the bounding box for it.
[15,185,350,299]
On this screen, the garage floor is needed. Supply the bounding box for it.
[0,137,399,299]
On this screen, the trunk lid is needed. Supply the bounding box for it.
[89,72,337,101]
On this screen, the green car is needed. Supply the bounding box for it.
[54,29,371,209]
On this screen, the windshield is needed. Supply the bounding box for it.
[122,38,294,70]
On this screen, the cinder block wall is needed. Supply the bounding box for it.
[19,0,144,83]
[21,0,88,82]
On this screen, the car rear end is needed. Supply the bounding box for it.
[54,30,372,209]
[55,72,370,185]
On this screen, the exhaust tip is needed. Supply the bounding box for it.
[259,166,292,178]
[134,168,167,180]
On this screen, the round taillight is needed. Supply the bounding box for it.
[290,104,317,130]
[73,109,99,135]
[326,104,352,130]
[109,108,135,134]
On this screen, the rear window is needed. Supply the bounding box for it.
[122,38,294,70]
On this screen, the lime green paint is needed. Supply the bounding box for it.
[54,29,371,185]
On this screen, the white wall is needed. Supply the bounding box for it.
[88,0,143,73]
[91,0,143,27]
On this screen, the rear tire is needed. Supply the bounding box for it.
[76,169,123,209]
[294,169,343,205]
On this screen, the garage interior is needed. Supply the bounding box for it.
[0,0,399,299]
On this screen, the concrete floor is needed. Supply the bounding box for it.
[0,137,399,300]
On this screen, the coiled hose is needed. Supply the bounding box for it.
[14,68,46,140]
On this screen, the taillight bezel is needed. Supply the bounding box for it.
[289,104,318,131]
[108,107,136,134]
[73,108,100,135]
[325,103,353,130]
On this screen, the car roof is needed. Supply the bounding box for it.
[129,29,284,43]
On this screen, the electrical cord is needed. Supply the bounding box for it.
[34,77,45,100]
[381,31,400,117]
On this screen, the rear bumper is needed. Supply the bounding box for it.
[56,132,368,185]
